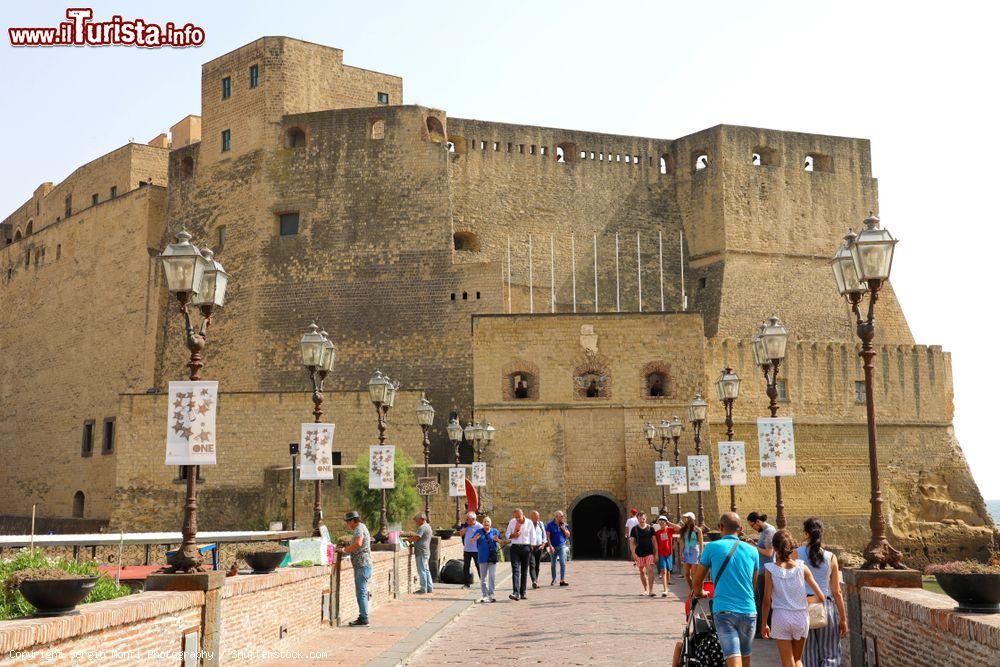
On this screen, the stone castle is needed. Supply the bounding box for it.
[1,36,992,561]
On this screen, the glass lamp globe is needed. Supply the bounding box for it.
[715,367,741,401]
[668,416,683,439]
[158,230,204,296]
[658,419,671,439]
[415,397,435,427]
[687,393,709,423]
[484,422,496,442]
[643,421,657,440]
[446,417,463,442]
[831,230,868,296]
[299,323,326,369]
[760,315,789,362]
[367,370,391,405]
[850,215,898,282]
[191,248,230,308]
[319,331,336,372]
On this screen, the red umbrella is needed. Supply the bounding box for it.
[465,479,479,513]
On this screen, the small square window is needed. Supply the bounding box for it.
[222,76,231,100]
[279,212,299,236]
[855,380,867,404]
[698,277,707,289]
[332,452,342,465]
[249,64,259,89]
[102,418,115,454]
[221,129,231,152]
[91,193,99,206]
[81,420,95,457]
[776,379,789,402]
[109,186,117,199]
[377,92,389,105]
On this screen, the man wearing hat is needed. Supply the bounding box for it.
[336,510,372,626]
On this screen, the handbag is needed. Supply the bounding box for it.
[808,599,829,629]
[488,534,500,563]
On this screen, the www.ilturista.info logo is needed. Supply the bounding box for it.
[9,8,205,48]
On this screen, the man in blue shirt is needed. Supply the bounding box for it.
[692,512,758,667]
[545,510,571,586]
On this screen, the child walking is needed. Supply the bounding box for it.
[761,529,827,667]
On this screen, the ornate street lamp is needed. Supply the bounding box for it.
[715,367,741,513]
[831,215,903,570]
[667,416,683,522]
[450,418,466,528]
[415,397,435,525]
[300,324,336,536]
[645,421,671,516]
[368,370,398,542]
[751,314,789,529]
[157,231,230,572]
[687,393,708,528]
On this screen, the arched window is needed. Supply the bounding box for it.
[659,153,674,175]
[805,153,833,173]
[25,221,33,235]
[502,361,540,401]
[574,363,610,399]
[556,142,577,164]
[426,116,445,143]
[446,135,467,156]
[285,127,306,148]
[693,152,709,171]
[511,372,534,399]
[752,146,776,167]
[72,491,85,518]
[453,231,480,252]
[181,156,194,177]
[13,229,22,242]
[642,361,672,399]
[370,118,385,140]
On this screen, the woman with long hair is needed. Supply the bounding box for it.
[678,512,703,589]
[762,529,826,667]
[798,518,848,666]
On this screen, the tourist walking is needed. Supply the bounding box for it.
[528,510,547,589]
[679,512,704,589]
[457,511,482,588]
[692,512,760,667]
[761,529,827,667]
[798,518,848,666]
[471,516,501,602]
[748,510,777,636]
[629,511,658,596]
[401,512,433,594]
[546,510,571,586]
[654,515,681,595]
[505,508,535,600]
[625,507,639,543]
[335,510,372,627]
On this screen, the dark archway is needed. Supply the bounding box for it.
[570,494,622,559]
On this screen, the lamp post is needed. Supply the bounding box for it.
[715,367,741,513]
[157,231,230,573]
[301,324,336,537]
[752,314,789,529]
[645,421,671,516]
[831,216,904,570]
[447,417,464,529]
[368,370,398,543]
[687,394,709,528]
[415,397,435,525]
[667,416,683,521]
[288,443,299,531]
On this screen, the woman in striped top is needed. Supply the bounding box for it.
[798,518,848,666]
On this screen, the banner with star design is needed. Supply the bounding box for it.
[667,466,687,494]
[757,417,796,477]
[472,462,487,487]
[368,445,395,489]
[300,423,336,480]
[718,441,748,486]
[654,461,670,486]
[166,381,218,465]
[687,455,711,491]
[449,467,466,496]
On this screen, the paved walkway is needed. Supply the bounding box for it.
[258,561,781,665]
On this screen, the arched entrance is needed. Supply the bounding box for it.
[569,493,622,559]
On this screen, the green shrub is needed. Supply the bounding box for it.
[0,551,132,620]
[345,450,420,531]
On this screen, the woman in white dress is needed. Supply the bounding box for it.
[761,529,827,667]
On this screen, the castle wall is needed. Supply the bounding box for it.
[0,184,167,519]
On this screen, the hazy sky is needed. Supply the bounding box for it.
[2,1,997,497]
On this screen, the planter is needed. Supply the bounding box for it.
[933,573,1000,613]
[19,576,99,616]
[242,550,288,574]
[435,529,455,540]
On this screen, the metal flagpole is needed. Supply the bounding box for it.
[593,234,599,313]
[528,234,534,314]
[571,234,577,313]
[550,235,556,313]
[658,231,665,311]
[507,235,512,313]
[679,230,686,310]
[615,232,620,313]
[636,231,642,312]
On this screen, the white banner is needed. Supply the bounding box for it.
[449,467,466,496]
[166,381,218,465]
[667,466,687,494]
[299,423,335,480]
[757,417,796,477]
[368,445,395,489]
[654,460,670,486]
[688,455,711,491]
[718,441,748,486]
[472,462,487,487]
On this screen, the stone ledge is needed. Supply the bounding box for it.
[0,590,203,654]
[862,586,1000,649]
[221,565,331,598]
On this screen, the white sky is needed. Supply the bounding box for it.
[2,1,997,497]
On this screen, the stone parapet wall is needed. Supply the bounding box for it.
[860,586,1000,666]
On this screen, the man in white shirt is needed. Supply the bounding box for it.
[505,508,535,600]
[528,510,548,589]
[625,507,639,543]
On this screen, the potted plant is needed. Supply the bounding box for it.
[925,559,1000,613]
[237,542,289,574]
[7,568,99,617]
